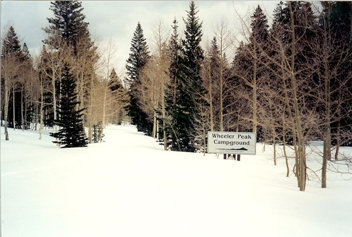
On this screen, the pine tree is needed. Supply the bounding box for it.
[50,65,87,148]
[166,19,182,150]
[209,37,221,131]
[1,26,24,129]
[1,26,23,139]
[20,42,34,130]
[326,2,352,148]
[1,26,21,55]
[173,1,206,152]
[109,68,129,125]
[109,68,123,91]
[22,43,31,60]
[248,5,269,139]
[125,22,152,134]
[44,0,91,52]
[44,0,97,133]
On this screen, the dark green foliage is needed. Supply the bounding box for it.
[320,2,352,146]
[44,0,91,52]
[1,27,33,129]
[109,69,123,92]
[166,19,182,150]
[109,68,129,125]
[209,37,221,131]
[250,5,269,44]
[50,65,87,148]
[229,41,253,132]
[1,27,21,127]
[43,0,95,128]
[125,22,152,135]
[1,26,22,56]
[126,23,150,85]
[172,1,206,152]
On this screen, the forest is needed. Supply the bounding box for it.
[1,1,352,191]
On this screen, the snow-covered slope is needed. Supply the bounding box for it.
[1,125,352,237]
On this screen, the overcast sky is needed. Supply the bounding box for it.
[1,0,278,77]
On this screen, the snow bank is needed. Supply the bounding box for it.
[1,125,352,237]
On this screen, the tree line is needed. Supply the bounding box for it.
[1,0,129,145]
[1,1,351,190]
[125,1,352,191]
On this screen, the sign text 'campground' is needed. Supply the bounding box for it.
[207,131,256,155]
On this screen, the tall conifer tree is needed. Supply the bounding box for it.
[126,22,152,134]
[50,65,87,148]
[1,26,23,139]
[44,0,91,52]
[44,0,97,134]
[173,1,205,152]
[167,19,182,150]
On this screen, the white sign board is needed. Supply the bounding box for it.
[207,131,256,155]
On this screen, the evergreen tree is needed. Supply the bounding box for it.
[109,68,123,92]
[209,37,221,131]
[44,0,91,52]
[1,26,23,139]
[166,19,182,150]
[1,26,24,129]
[44,0,97,132]
[173,1,206,152]
[50,65,87,148]
[326,2,352,146]
[20,42,34,129]
[22,43,31,60]
[168,19,181,107]
[248,5,270,140]
[109,68,129,125]
[1,26,21,55]
[250,6,269,44]
[125,22,152,134]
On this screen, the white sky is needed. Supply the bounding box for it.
[1,0,278,77]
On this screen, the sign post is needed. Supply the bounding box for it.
[207,131,256,159]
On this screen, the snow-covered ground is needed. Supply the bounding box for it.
[1,125,352,237]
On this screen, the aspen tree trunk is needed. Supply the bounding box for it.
[162,110,167,150]
[269,99,276,165]
[208,67,214,131]
[78,72,85,111]
[273,142,277,165]
[156,118,159,140]
[217,22,228,132]
[289,2,306,191]
[24,93,28,129]
[322,20,332,188]
[219,52,224,132]
[88,75,94,143]
[334,90,342,160]
[161,85,167,150]
[282,114,290,177]
[34,101,38,131]
[280,48,298,179]
[39,80,44,140]
[4,77,10,140]
[152,110,157,138]
[102,86,107,128]
[21,87,24,130]
[51,70,57,132]
[102,42,113,129]
[252,43,257,134]
[12,87,16,130]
